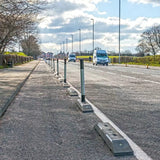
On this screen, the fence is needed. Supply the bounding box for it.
[0,54,33,67]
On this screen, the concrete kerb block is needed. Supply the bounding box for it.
[63,82,70,88]
[55,74,60,79]
[53,73,57,77]
[76,99,93,113]
[67,87,78,96]
[94,122,133,156]
[58,78,63,83]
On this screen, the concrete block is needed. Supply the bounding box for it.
[67,87,78,96]
[59,78,63,83]
[53,73,57,76]
[94,122,133,156]
[55,75,60,79]
[63,83,70,88]
[76,99,93,113]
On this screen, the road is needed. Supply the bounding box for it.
[58,61,160,160]
[0,61,137,160]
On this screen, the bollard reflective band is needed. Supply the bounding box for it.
[80,59,84,69]
[64,59,66,83]
[80,59,85,102]
[57,59,59,75]
[53,59,55,72]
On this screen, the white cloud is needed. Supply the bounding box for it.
[128,0,160,7]
[38,0,160,53]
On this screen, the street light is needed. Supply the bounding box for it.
[63,41,65,54]
[119,0,121,64]
[60,43,62,53]
[66,38,68,56]
[91,18,94,53]
[71,34,73,53]
[78,29,81,55]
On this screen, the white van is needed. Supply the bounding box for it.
[93,50,108,66]
[68,54,76,62]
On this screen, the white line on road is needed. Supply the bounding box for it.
[121,75,137,79]
[131,72,144,75]
[88,66,160,85]
[106,71,116,75]
[66,80,153,160]
[144,79,160,85]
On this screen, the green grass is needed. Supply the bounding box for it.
[128,62,160,67]
[0,66,4,69]
[108,56,119,59]
[76,55,93,59]
[110,55,160,67]
[4,52,27,57]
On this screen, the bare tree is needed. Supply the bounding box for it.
[137,25,160,60]
[21,35,41,59]
[0,0,44,54]
[151,25,160,49]
[136,41,148,57]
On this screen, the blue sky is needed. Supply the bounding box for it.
[38,0,160,54]
[95,0,160,19]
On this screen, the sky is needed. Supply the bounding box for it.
[38,0,160,54]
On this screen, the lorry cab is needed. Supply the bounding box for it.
[93,50,108,66]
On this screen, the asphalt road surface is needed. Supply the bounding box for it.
[0,61,137,160]
[58,61,160,160]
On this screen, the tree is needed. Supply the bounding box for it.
[0,0,43,54]
[21,35,41,59]
[137,25,160,60]
[151,25,160,49]
[136,41,147,57]
[122,50,132,56]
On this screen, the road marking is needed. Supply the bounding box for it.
[132,72,144,75]
[121,75,137,79]
[66,80,153,160]
[144,79,160,85]
[85,66,160,86]
[106,71,116,75]
[66,63,160,86]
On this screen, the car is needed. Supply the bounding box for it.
[93,49,108,66]
[68,54,76,62]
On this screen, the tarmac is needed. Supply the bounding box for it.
[0,60,137,160]
[0,61,39,117]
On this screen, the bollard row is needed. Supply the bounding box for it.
[46,58,134,157]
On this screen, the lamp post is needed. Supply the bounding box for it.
[63,41,65,55]
[66,38,68,56]
[60,43,62,53]
[71,34,73,53]
[78,29,81,55]
[91,18,94,53]
[119,0,121,64]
